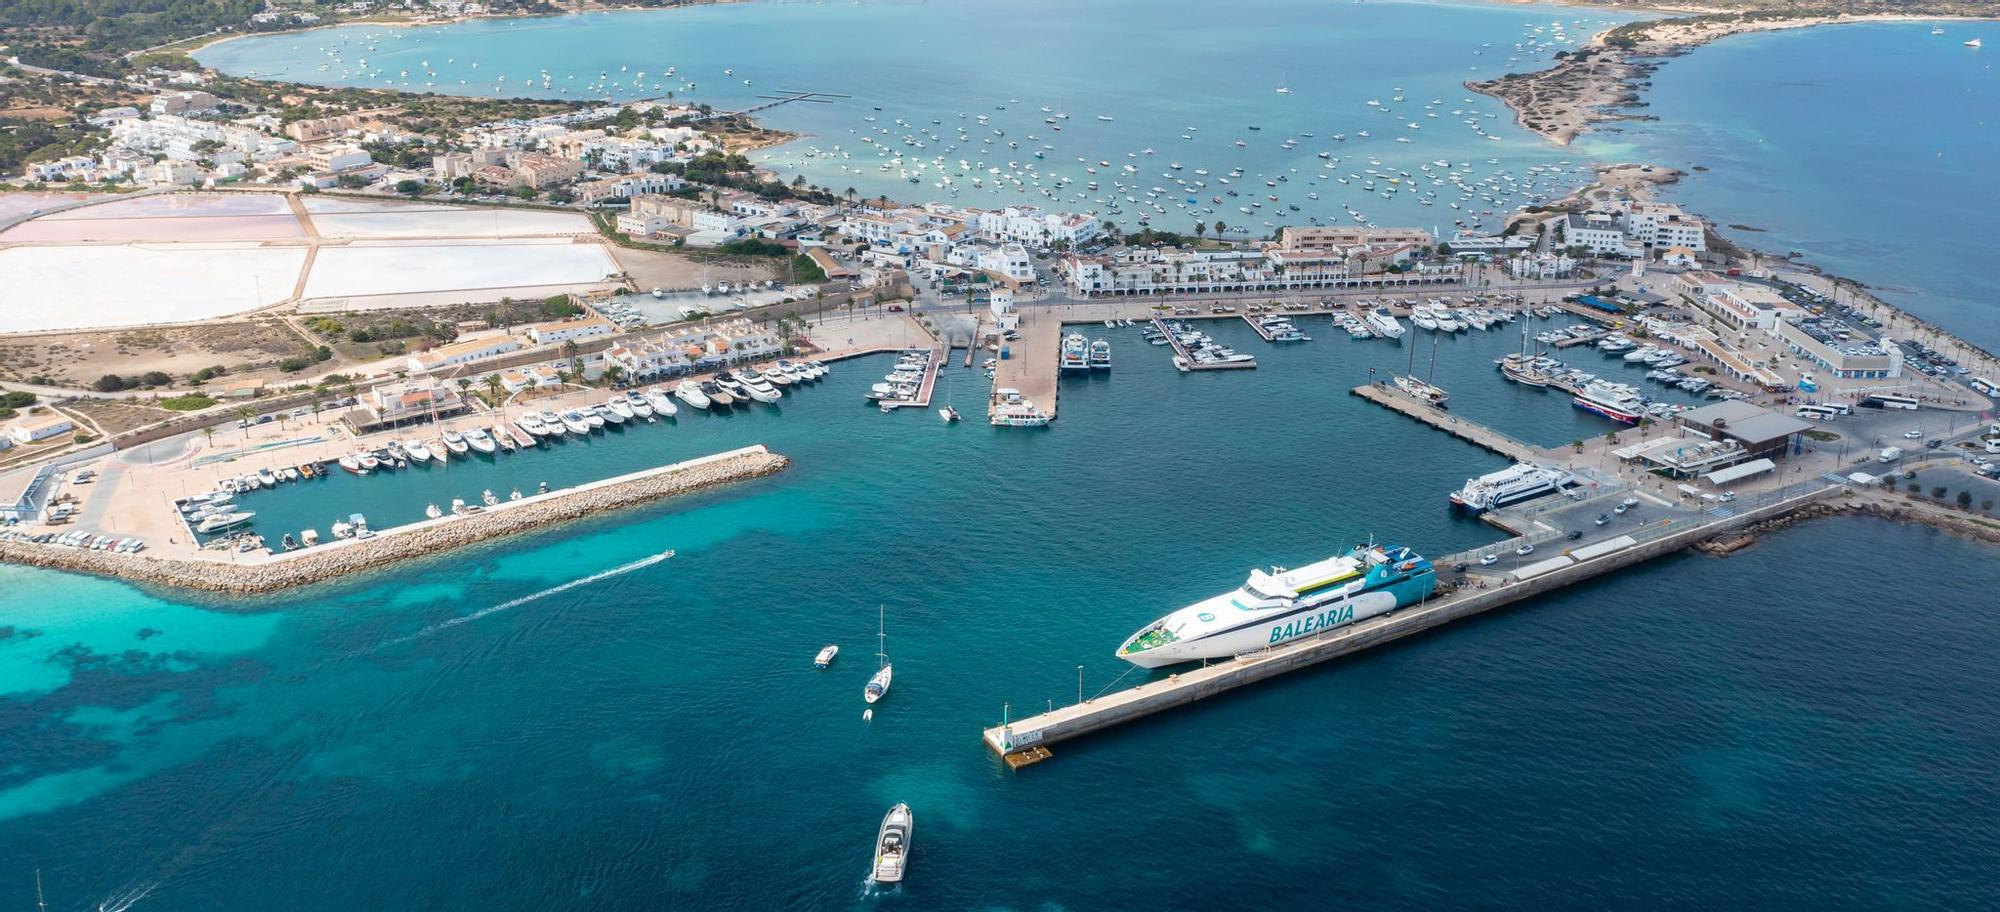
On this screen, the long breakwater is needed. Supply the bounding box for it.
[0,446,788,593]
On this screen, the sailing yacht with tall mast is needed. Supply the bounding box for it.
[864,605,893,704]
[1393,327,1449,406]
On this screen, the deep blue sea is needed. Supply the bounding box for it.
[1586,20,2000,351]
[6,321,2000,909]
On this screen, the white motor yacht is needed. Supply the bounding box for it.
[605,397,635,420]
[464,428,497,454]
[558,410,593,434]
[623,391,653,418]
[738,373,782,403]
[674,381,711,410]
[645,388,680,417]
[538,411,568,436]
[871,804,914,885]
[402,439,436,463]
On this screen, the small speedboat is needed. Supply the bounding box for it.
[939,405,961,422]
[815,644,839,668]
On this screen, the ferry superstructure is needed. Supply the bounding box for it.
[1116,544,1436,668]
[1060,333,1091,373]
[1449,462,1574,512]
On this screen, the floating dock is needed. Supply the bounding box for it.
[1242,314,1279,342]
[981,479,1840,762]
[1350,382,1543,462]
[881,346,945,411]
[1552,330,1608,349]
[1154,317,1256,370]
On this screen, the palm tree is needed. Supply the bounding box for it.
[603,364,626,387]
[455,377,472,398]
[483,373,504,402]
[1193,221,1207,240]
[1214,220,1228,236]
[844,187,857,202]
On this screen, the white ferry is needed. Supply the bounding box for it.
[1116,544,1436,668]
[1572,379,1645,425]
[1449,463,1575,512]
[1059,333,1091,372]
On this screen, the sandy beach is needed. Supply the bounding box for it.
[1468,12,1986,146]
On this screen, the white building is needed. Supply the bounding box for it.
[1548,211,1641,258]
[524,316,617,346]
[1627,202,1707,252]
[973,206,1102,250]
[976,244,1035,283]
[405,335,523,374]
[7,413,75,444]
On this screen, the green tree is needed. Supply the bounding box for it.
[484,373,504,402]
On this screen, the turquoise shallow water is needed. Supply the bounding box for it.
[19,5,2000,906]
[5,326,2000,909]
[199,0,1632,234]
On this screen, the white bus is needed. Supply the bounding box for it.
[1866,393,1920,411]
[1795,405,1842,421]
[1970,376,1995,395]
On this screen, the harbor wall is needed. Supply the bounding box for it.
[986,482,1839,756]
[0,445,789,594]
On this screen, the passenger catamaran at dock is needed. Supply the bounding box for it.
[1116,544,1436,668]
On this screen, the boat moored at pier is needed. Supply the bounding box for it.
[1116,544,1436,668]
[1449,462,1575,512]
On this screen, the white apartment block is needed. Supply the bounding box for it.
[972,206,1103,250]
[975,244,1035,283]
[1627,202,1707,252]
[524,316,617,346]
[1548,211,1641,258]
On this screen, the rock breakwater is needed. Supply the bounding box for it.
[0,445,789,593]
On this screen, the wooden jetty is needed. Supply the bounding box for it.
[980,481,1841,763]
[1350,382,1543,462]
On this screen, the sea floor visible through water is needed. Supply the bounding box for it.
[4,323,1999,909]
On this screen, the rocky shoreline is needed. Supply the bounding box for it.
[0,446,789,594]
[1699,490,2000,555]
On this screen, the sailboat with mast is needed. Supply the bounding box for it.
[1497,313,1548,387]
[864,605,893,704]
[1393,322,1449,406]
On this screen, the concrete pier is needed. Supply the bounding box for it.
[1350,382,1544,463]
[982,479,1841,764]
[991,307,1061,420]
